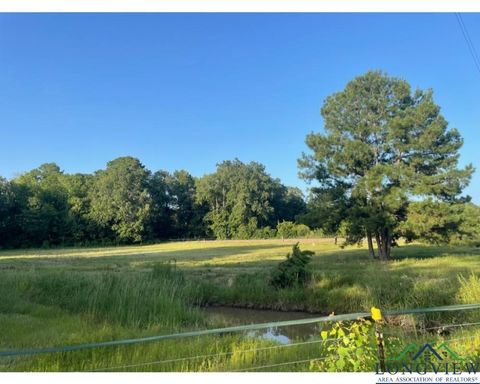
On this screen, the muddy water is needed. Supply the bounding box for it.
[202,306,325,343]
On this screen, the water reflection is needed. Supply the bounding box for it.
[203,306,323,343]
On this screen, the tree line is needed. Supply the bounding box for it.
[1,71,479,253]
[0,158,308,248]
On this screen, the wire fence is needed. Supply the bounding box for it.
[89,338,341,372]
[2,303,480,372]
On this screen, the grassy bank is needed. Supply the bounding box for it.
[1,239,480,371]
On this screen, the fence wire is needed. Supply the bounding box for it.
[233,356,329,372]
[3,303,480,372]
[89,338,340,372]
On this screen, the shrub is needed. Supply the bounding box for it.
[270,243,314,289]
[312,319,378,372]
[252,226,276,239]
[276,221,311,238]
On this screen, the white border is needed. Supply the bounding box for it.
[0,0,479,13]
[1,2,478,384]
[0,373,381,384]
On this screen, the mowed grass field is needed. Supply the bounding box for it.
[1,239,480,371]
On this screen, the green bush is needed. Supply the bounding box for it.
[313,319,378,372]
[270,243,314,289]
[276,221,311,238]
[252,226,277,239]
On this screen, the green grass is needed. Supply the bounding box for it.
[1,239,480,371]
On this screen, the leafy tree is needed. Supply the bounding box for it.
[12,163,70,247]
[299,71,473,260]
[0,178,17,247]
[196,159,303,239]
[271,186,306,224]
[89,157,152,243]
[299,186,348,237]
[61,173,98,244]
[148,170,173,240]
[167,170,207,238]
[196,159,278,239]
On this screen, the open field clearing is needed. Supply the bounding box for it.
[2,239,480,312]
[1,239,480,371]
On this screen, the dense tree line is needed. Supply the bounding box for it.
[0,157,306,248]
[1,71,479,251]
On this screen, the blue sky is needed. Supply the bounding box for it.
[0,13,479,201]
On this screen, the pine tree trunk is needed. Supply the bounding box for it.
[375,229,391,261]
[375,232,385,261]
[367,231,376,259]
[384,229,391,260]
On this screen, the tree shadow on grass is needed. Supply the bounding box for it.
[0,243,291,270]
[308,243,480,265]
[391,244,480,260]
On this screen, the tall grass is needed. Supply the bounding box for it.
[2,264,206,330]
[2,240,480,371]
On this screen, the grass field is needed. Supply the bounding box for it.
[1,239,480,371]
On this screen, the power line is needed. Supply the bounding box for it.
[455,13,480,76]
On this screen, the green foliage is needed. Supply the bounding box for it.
[0,177,17,247]
[272,186,307,223]
[401,199,464,244]
[12,163,71,247]
[458,203,480,244]
[276,221,311,238]
[0,163,191,247]
[270,243,314,288]
[314,320,377,371]
[401,200,480,245]
[89,157,152,243]
[299,70,473,259]
[196,159,304,239]
[168,170,208,238]
[251,226,277,239]
[299,186,348,237]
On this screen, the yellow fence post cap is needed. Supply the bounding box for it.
[371,306,382,321]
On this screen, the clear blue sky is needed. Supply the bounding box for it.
[0,13,479,201]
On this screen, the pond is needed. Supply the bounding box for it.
[202,306,325,344]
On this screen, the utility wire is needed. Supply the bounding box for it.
[455,13,480,76]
